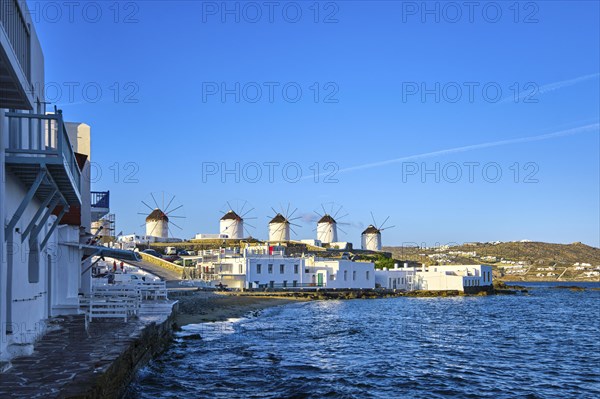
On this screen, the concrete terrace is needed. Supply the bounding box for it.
[0,301,177,399]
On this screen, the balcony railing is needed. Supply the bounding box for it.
[5,111,82,205]
[0,0,31,81]
[91,191,110,209]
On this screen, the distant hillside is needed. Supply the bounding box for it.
[383,242,600,282]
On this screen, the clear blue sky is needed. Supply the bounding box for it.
[31,1,599,247]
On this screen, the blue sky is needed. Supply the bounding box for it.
[31,1,599,247]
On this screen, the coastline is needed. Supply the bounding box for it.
[173,291,308,327]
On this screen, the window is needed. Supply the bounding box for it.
[294,264,299,274]
[238,264,243,274]
[280,264,285,274]
[269,281,274,288]
[344,270,348,281]
[353,271,356,281]
[329,274,335,280]
[283,280,287,287]
[305,268,309,274]
[293,280,298,287]
[366,271,370,280]
[268,264,273,274]
[256,264,262,274]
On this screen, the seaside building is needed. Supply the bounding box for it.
[1,3,137,361]
[375,264,493,292]
[220,210,244,239]
[196,245,376,290]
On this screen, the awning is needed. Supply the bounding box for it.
[62,242,140,262]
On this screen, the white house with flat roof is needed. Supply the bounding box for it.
[413,264,493,292]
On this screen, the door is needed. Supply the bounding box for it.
[317,273,323,287]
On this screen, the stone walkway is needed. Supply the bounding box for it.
[0,303,176,399]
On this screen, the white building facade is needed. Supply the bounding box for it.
[1,2,92,360]
[375,264,494,292]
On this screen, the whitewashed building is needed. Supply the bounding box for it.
[375,264,417,290]
[0,0,91,360]
[375,264,493,292]
[199,245,375,290]
[412,264,493,292]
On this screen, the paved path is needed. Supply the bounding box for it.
[128,259,182,282]
[0,305,175,398]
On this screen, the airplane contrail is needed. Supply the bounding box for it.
[499,72,600,103]
[335,123,599,175]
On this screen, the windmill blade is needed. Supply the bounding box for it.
[290,226,298,236]
[170,221,183,230]
[137,212,150,216]
[321,204,327,216]
[380,225,395,231]
[333,205,344,219]
[241,207,255,218]
[371,212,377,227]
[288,216,302,222]
[141,201,154,211]
[243,216,258,220]
[336,212,349,220]
[139,223,146,228]
[379,216,391,230]
[167,204,184,214]
[245,222,256,229]
[150,193,160,209]
[338,226,348,235]
[226,201,234,212]
[286,203,291,219]
[271,207,279,216]
[288,207,298,219]
[168,215,187,219]
[164,195,176,214]
[290,222,302,228]
[239,200,248,215]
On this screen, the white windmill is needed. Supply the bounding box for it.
[361,212,394,251]
[268,204,301,242]
[219,200,256,239]
[138,192,185,240]
[315,203,348,244]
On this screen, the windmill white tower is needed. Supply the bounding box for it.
[220,210,244,239]
[146,209,169,238]
[268,204,301,242]
[361,213,394,251]
[317,215,338,244]
[361,225,381,251]
[269,214,290,241]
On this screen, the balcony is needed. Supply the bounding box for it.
[0,0,33,109]
[91,191,110,221]
[5,111,82,206]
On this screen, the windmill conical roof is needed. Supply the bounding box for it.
[269,213,289,224]
[318,215,337,224]
[362,225,380,235]
[146,209,169,222]
[221,210,242,221]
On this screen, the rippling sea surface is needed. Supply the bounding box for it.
[127,283,600,399]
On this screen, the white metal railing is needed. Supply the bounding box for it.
[5,111,82,193]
